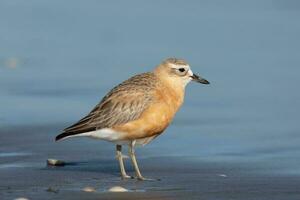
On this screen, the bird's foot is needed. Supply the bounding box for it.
[121,174,134,180]
[136,176,161,181]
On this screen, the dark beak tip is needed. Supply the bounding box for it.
[190,74,210,84]
[203,80,210,84]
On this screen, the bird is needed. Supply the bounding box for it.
[55,58,209,180]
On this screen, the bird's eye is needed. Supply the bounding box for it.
[178,68,185,72]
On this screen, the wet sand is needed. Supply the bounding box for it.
[1,124,300,200]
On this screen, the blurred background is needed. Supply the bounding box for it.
[1,0,300,179]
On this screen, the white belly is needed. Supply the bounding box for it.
[67,128,157,146]
[76,128,123,141]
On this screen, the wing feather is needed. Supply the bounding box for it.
[56,72,159,140]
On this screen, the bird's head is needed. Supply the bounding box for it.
[154,58,209,89]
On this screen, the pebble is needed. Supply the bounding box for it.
[46,187,59,193]
[47,159,65,166]
[83,186,96,192]
[108,186,128,192]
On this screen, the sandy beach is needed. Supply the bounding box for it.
[1,124,300,200]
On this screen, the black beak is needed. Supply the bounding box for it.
[190,74,210,84]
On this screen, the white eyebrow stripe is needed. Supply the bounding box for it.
[170,63,189,69]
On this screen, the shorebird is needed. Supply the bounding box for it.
[56,58,209,180]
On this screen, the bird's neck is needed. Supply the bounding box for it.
[155,74,185,110]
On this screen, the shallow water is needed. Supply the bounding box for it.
[1,0,300,199]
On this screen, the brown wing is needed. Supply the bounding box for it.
[56,72,158,141]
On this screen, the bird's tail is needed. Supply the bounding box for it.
[55,132,73,141]
[55,127,95,141]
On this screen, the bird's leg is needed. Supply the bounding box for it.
[129,141,161,181]
[116,145,132,179]
[129,140,145,180]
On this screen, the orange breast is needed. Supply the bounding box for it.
[113,86,184,140]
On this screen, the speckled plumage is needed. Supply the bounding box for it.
[56,72,160,140]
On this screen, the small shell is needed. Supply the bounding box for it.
[83,186,96,192]
[47,159,65,166]
[108,186,128,192]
